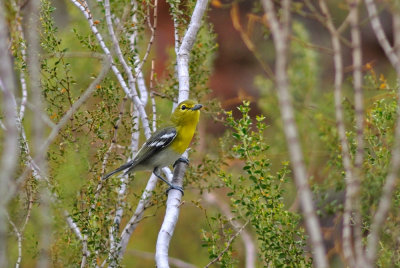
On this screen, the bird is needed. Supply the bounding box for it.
[102,99,203,194]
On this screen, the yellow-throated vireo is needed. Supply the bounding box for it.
[102,99,203,194]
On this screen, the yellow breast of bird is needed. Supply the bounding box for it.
[170,124,197,154]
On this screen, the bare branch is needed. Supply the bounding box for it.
[261,1,328,267]
[70,0,152,139]
[132,0,158,105]
[177,0,209,102]
[118,173,160,257]
[347,1,366,265]
[7,215,22,268]
[155,1,209,266]
[150,60,157,132]
[155,152,188,267]
[10,0,28,120]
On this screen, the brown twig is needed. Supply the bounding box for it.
[204,220,250,268]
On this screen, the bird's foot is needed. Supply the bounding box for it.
[166,185,184,196]
[173,157,189,168]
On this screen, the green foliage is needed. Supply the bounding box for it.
[316,66,400,265]
[203,101,311,267]
[201,212,238,267]
[5,0,220,266]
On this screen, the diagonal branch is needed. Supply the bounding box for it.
[176,0,209,103]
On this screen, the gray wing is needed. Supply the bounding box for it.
[124,126,177,173]
[102,127,177,180]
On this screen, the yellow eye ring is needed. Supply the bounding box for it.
[181,105,187,110]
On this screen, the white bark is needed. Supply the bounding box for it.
[155,153,187,268]
[176,0,209,103]
[155,1,209,266]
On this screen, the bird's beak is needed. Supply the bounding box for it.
[191,104,203,111]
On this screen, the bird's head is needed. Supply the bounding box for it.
[170,99,203,126]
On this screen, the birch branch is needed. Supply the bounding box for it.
[155,152,188,268]
[155,1,209,266]
[132,0,158,106]
[6,189,33,268]
[7,215,22,268]
[150,60,157,132]
[102,0,160,263]
[176,0,209,103]
[6,54,110,266]
[103,0,151,138]
[10,0,28,120]
[364,0,400,265]
[364,0,400,71]
[261,1,328,267]
[70,0,152,139]
[395,13,400,57]
[118,174,157,258]
[347,1,365,265]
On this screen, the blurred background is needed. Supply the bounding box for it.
[4,0,400,267]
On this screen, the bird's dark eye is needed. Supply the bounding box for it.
[181,105,187,110]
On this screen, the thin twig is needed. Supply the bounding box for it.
[204,192,256,268]
[7,215,22,268]
[9,55,111,205]
[204,220,250,268]
[150,60,157,132]
[70,0,152,139]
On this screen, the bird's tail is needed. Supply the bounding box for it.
[102,160,135,180]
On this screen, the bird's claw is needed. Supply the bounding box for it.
[166,185,184,196]
[173,157,189,168]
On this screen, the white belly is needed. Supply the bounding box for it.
[134,148,182,171]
